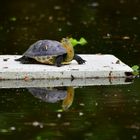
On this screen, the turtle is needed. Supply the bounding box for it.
[28,86,74,110]
[15,38,86,67]
[28,87,67,103]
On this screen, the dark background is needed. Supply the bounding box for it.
[0,0,140,66]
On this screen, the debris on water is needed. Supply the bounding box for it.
[107,33,111,37]
[54,5,61,10]
[79,112,84,116]
[66,21,72,26]
[89,2,99,7]
[25,16,29,20]
[57,113,62,118]
[10,17,17,21]
[46,123,57,127]
[39,14,45,19]
[39,124,44,128]
[122,36,130,40]
[127,89,130,92]
[58,28,62,32]
[32,121,40,127]
[84,132,93,137]
[6,29,10,33]
[62,122,70,126]
[95,102,98,106]
[120,0,125,4]
[0,129,9,133]
[31,121,43,128]
[132,16,138,21]
[82,21,88,25]
[57,16,66,21]
[114,94,118,97]
[48,16,53,21]
[10,126,16,131]
[103,33,111,39]
[116,10,121,15]
[10,26,15,30]
[0,26,3,30]
[79,103,85,106]
[132,135,137,139]
[127,124,140,130]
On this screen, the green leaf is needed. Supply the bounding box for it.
[10,17,17,21]
[79,37,87,45]
[69,38,78,46]
[132,65,139,71]
[56,109,63,112]
[69,37,87,47]
[132,65,139,76]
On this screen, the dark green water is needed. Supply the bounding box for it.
[0,0,140,140]
[0,82,140,140]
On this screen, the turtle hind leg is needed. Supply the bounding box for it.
[73,54,86,64]
[15,56,38,64]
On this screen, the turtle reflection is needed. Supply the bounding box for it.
[28,86,74,110]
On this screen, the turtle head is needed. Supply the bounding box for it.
[60,37,87,62]
[60,38,74,62]
[62,87,74,111]
[61,38,72,47]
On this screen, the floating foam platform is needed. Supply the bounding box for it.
[0,54,133,80]
[0,78,133,88]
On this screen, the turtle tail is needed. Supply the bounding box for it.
[15,56,31,64]
[15,56,42,64]
[15,56,25,61]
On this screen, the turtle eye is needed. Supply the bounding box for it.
[62,38,67,42]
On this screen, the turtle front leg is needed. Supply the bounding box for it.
[55,55,64,67]
[73,54,86,64]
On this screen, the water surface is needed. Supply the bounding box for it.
[0,80,140,140]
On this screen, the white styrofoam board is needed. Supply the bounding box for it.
[0,78,133,88]
[0,54,133,80]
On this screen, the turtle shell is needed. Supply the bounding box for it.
[28,87,67,103]
[23,40,67,64]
